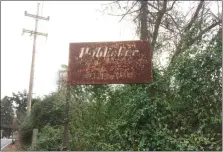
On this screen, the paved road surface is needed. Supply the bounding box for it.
[1,139,12,150]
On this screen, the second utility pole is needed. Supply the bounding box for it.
[23,3,49,116]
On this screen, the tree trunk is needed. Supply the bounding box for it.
[140,1,148,41]
[62,85,70,151]
[139,1,155,99]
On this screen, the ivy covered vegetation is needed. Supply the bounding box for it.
[2,30,220,151]
[1,1,222,151]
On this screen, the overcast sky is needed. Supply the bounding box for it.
[1,1,220,99]
[1,1,138,98]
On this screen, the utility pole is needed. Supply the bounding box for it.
[22,3,49,116]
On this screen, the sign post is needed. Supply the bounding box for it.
[62,40,152,150]
[62,84,70,151]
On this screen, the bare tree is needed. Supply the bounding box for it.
[100,0,222,67]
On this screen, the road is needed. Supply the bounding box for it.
[1,139,12,150]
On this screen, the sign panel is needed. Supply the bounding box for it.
[68,40,152,85]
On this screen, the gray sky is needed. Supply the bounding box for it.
[1,1,137,98]
[1,1,220,99]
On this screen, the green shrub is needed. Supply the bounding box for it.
[35,125,63,151]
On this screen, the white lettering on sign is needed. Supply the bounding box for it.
[79,47,89,58]
[78,47,140,58]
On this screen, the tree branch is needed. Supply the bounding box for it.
[115,1,122,10]
[166,0,176,11]
[159,23,181,35]
[119,1,139,22]
[147,2,159,11]
[147,10,156,19]
[171,20,221,63]
[210,10,222,22]
[133,13,140,22]
[165,12,182,30]
[151,0,168,50]
[208,28,222,46]
[185,0,204,31]
[190,20,221,44]
[107,9,140,17]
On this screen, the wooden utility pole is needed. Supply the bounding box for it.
[22,3,49,116]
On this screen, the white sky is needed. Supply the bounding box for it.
[1,1,221,99]
[1,1,138,98]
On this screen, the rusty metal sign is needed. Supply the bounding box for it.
[68,40,152,85]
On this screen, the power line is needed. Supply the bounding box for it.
[22,3,50,116]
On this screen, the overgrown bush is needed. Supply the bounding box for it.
[67,30,222,150]
[18,93,66,150]
[35,125,63,151]
[19,116,33,147]
[19,29,222,151]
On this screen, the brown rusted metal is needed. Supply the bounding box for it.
[68,40,152,85]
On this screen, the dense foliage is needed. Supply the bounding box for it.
[11,91,28,126]
[2,1,221,151]
[1,96,14,138]
[17,31,221,151]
